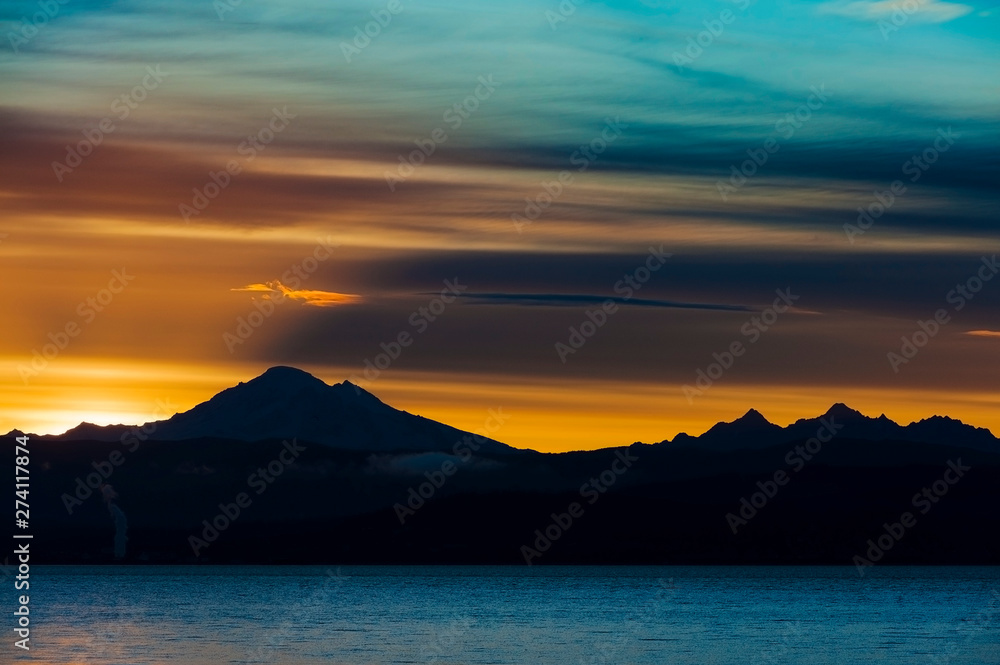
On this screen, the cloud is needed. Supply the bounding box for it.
[964,330,1000,338]
[232,281,362,307]
[819,0,973,23]
[454,293,754,312]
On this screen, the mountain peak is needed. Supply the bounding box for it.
[824,403,864,419]
[686,406,782,449]
[75,365,519,454]
[738,408,771,425]
[720,408,774,430]
[252,366,328,388]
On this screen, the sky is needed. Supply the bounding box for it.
[1,0,998,451]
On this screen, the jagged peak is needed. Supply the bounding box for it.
[712,408,774,429]
[823,403,865,419]
[914,414,958,424]
[738,408,772,425]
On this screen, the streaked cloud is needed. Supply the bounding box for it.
[964,330,1000,338]
[819,0,974,23]
[455,293,755,312]
[232,281,362,307]
[1,0,999,449]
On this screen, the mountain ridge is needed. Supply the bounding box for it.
[20,366,519,455]
[6,366,997,453]
[664,402,997,452]
[6,366,998,565]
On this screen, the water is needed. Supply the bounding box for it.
[29,566,1000,664]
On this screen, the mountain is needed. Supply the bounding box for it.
[9,369,997,454]
[673,408,786,450]
[40,366,519,455]
[666,402,997,452]
[57,421,134,441]
[5,373,1000,566]
[901,415,999,449]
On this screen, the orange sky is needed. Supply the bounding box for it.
[3,357,999,452]
[3,1,999,451]
[2,173,998,451]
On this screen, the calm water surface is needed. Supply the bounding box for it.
[31,566,1000,664]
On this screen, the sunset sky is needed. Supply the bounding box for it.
[2,0,998,451]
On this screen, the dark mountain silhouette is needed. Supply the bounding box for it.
[902,415,999,450]
[665,402,996,452]
[19,367,996,454]
[670,408,785,450]
[5,366,998,565]
[57,421,134,441]
[32,366,518,455]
